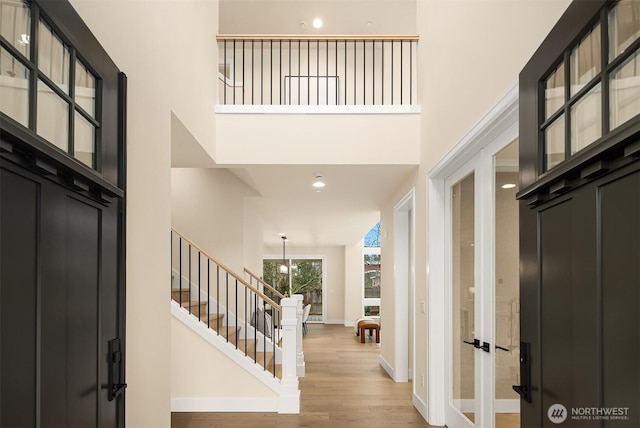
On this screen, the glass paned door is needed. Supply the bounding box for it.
[446,136,521,428]
[451,170,476,426]
[446,156,481,428]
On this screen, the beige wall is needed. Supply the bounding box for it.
[215,113,420,165]
[344,241,364,325]
[171,168,259,275]
[171,317,277,398]
[69,1,219,426]
[219,0,417,35]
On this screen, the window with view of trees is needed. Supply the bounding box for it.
[363,222,381,316]
[263,258,323,321]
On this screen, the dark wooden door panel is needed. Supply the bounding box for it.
[0,168,38,428]
[601,171,640,428]
[1,160,122,427]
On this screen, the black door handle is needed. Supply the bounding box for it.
[463,339,490,353]
[496,345,510,352]
[463,339,480,347]
[108,338,126,401]
[512,341,531,403]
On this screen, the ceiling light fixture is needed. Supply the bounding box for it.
[313,18,323,29]
[501,183,517,189]
[312,174,326,189]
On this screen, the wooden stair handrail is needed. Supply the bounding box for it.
[244,268,286,299]
[217,34,419,42]
[171,228,281,311]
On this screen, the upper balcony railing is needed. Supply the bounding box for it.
[217,34,419,107]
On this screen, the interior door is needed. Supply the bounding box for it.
[446,156,484,428]
[446,136,522,428]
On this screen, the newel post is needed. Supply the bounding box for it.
[293,294,305,376]
[278,297,300,413]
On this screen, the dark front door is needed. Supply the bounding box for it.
[518,1,640,426]
[0,0,125,425]
[1,155,124,427]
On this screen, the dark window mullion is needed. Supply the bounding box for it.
[37,72,72,104]
[0,36,33,68]
[563,50,571,161]
[538,79,547,172]
[607,37,640,71]
[29,4,40,132]
[601,6,610,135]
[567,75,601,108]
[74,105,100,128]
[94,74,103,172]
[69,48,77,157]
[541,107,566,130]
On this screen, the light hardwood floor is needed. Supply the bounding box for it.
[172,323,435,427]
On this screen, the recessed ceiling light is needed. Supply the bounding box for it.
[501,183,516,189]
[313,18,323,29]
[312,173,325,188]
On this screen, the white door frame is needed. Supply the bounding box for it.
[426,84,519,426]
[392,188,416,384]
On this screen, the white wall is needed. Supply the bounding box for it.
[69,1,219,426]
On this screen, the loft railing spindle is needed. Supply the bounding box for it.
[216,265,220,334]
[353,40,356,105]
[178,236,182,306]
[233,40,236,105]
[242,40,245,105]
[373,40,375,105]
[223,41,227,105]
[382,40,385,105]
[363,40,366,105]
[251,40,254,105]
[400,40,403,105]
[391,40,394,104]
[410,40,413,104]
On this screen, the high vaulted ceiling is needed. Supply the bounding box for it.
[172,0,419,248]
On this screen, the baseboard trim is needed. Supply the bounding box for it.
[413,393,432,425]
[379,354,394,379]
[323,319,345,325]
[171,397,278,412]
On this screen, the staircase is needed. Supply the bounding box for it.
[170,228,301,413]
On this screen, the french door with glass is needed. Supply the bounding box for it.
[445,138,521,428]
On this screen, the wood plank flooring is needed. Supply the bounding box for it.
[171,323,435,427]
